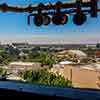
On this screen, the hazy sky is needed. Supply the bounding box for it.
[0,0,100,44]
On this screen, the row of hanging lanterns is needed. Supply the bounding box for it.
[28,0,98,26]
[33,13,87,26]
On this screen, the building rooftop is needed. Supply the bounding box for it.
[68,50,87,57]
[71,63,100,71]
[59,61,73,65]
[9,62,39,66]
[60,61,100,71]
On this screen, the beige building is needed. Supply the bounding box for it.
[8,62,42,75]
[64,63,100,89]
[51,61,100,89]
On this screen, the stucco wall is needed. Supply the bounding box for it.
[64,64,100,89]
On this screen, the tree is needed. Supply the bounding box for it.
[23,69,72,87]
[0,49,6,55]
[28,50,56,68]
[96,43,100,49]
[0,68,7,78]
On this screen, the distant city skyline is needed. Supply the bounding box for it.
[0,34,100,44]
[0,0,100,44]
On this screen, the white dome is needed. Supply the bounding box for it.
[59,61,72,65]
[68,50,87,57]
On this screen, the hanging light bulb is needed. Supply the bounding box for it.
[33,15,43,26]
[52,13,68,25]
[33,2,45,26]
[42,15,51,26]
[61,14,68,25]
[73,13,87,25]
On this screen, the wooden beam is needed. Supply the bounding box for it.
[0,1,92,13]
